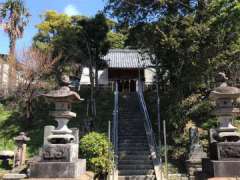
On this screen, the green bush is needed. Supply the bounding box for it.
[79,132,113,175]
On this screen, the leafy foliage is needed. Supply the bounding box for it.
[79,132,112,175]
[106,0,240,165]
[0,0,30,54]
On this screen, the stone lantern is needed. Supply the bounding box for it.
[29,75,86,178]
[202,72,240,177]
[210,72,240,142]
[13,132,30,167]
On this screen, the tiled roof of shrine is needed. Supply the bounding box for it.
[103,49,153,69]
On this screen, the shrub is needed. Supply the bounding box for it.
[79,132,113,175]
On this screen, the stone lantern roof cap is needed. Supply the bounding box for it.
[14,132,30,142]
[210,82,240,99]
[43,86,81,102]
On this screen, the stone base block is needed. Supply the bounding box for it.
[203,158,240,177]
[27,171,94,180]
[3,174,26,180]
[42,144,79,162]
[186,159,203,180]
[29,159,86,178]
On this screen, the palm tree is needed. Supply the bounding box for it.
[0,0,30,92]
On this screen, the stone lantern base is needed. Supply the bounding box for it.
[186,159,203,180]
[202,158,240,177]
[29,127,86,179]
[29,159,86,178]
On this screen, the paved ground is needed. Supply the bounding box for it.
[208,178,240,180]
[3,171,94,180]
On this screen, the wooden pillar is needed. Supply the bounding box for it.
[111,81,114,92]
[129,80,131,93]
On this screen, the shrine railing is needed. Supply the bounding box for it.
[111,81,119,180]
[137,81,162,180]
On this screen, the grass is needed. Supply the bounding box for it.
[0,110,16,151]
[0,86,114,171]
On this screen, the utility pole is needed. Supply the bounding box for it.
[163,120,168,180]
[156,56,162,165]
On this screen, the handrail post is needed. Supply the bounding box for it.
[111,81,119,180]
[137,80,163,180]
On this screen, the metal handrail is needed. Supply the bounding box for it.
[111,81,119,180]
[137,81,162,180]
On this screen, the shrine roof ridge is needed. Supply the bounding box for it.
[103,49,154,69]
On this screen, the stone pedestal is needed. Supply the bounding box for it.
[2,173,26,180]
[203,158,240,177]
[186,159,203,180]
[41,144,79,162]
[202,73,240,178]
[187,126,207,180]
[29,76,86,178]
[13,132,30,168]
[210,142,240,160]
[29,130,86,178]
[30,159,86,178]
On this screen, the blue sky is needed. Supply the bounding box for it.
[0,0,106,54]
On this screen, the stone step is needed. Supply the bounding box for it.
[119,112,142,114]
[118,159,152,165]
[119,128,145,130]
[118,169,155,176]
[119,127,145,132]
[118,175,155,180]
[119,150,150,156]
[119,122,144,125]
[118,146,149,151]
[119,154,151,161]
[118,124,144,127]
[119,134,147,139]
[120,117,143,119]
[118,131,145,134]
[118,143,149,147]
[118,138,147,143]
[119,139,148,144]
[119,138,147,141]
[119,121,144,123]
[118,132,146,136]
[118,164,153,170]
[118,139,148,144]
[118,114,145,119]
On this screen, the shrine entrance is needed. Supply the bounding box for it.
[118,80,136,93]
[108,68,144,93]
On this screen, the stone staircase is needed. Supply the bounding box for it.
[118,93,156,180]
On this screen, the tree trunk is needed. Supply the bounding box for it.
[26,97,33,126]
[8,37,17,94]
[89,65,95,130]
[86,42,96,130]
[77,65,83,92]
[95,66,99,90]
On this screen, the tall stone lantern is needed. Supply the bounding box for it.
[210,72,240,142]
[202,72,240,177]
[14,132,30,167]
[29,75,86,178]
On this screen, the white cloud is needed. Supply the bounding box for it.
[64,4,80,16]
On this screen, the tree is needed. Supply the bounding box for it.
[16,48,60,122]
[106,0,240,96]
[107,31,126,49]
[105,0,240,158]
[106,19,127,49]
[33,11,85,83]
[34,12,111,129]
[0,0,30,92]
[73,13,110,127]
